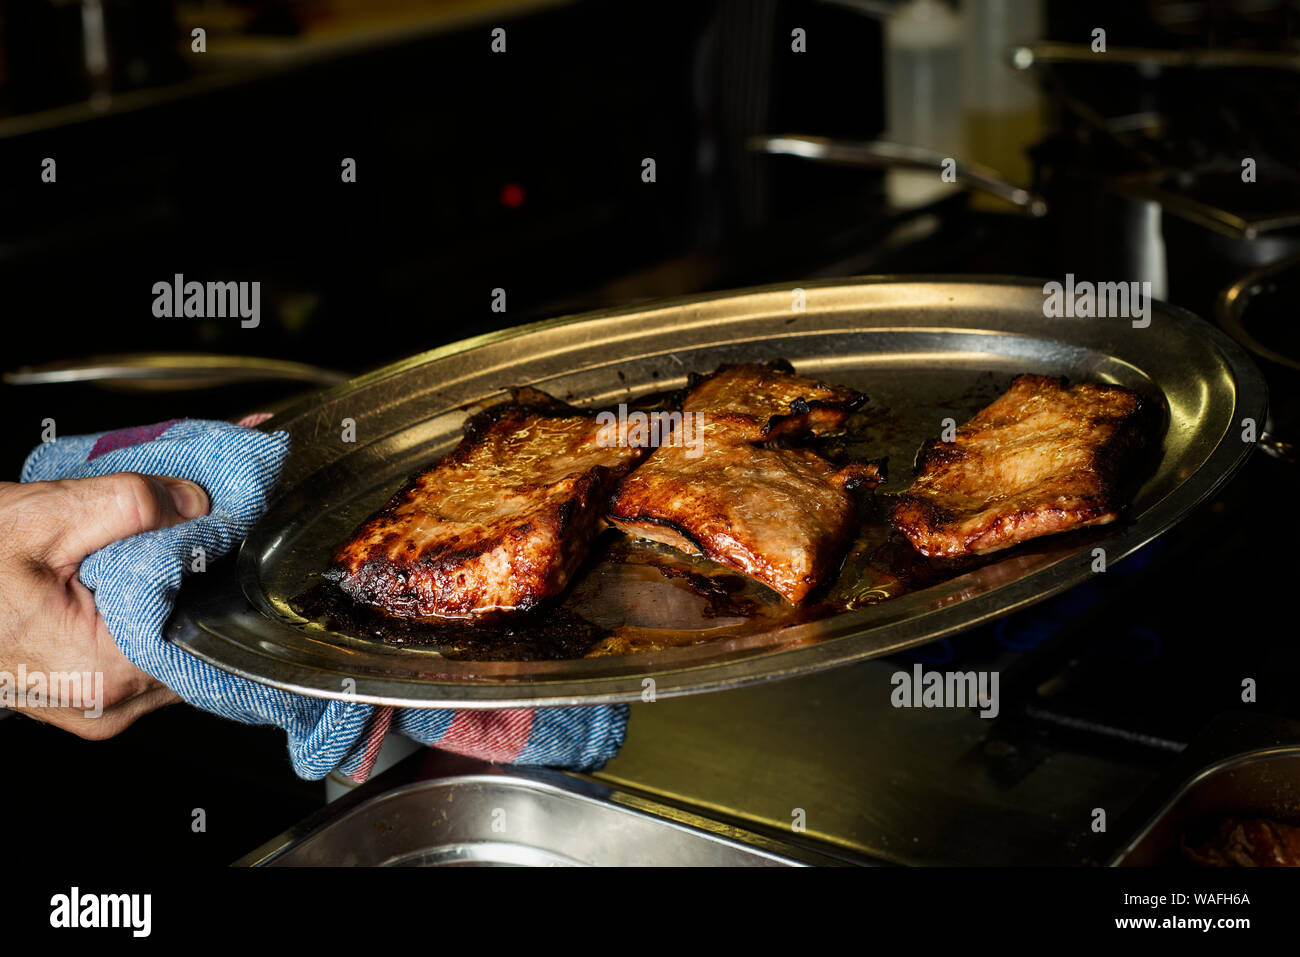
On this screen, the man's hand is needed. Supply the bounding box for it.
[0,473,209,739]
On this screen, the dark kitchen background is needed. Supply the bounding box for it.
[3,0,1300,867]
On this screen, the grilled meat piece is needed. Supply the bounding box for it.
[1184,817,1300,867]
[891,374,1156,559]
[608,362,876,602]
[326,391,646,619]
[609,422,882,603]
[683,361,865,440]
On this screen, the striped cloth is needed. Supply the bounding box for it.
[20,418,628,781]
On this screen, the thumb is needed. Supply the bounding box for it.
[46,472,210,566]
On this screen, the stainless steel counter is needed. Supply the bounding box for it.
[594,659,1161,865]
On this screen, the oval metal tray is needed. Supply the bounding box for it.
[166,276,1267,707]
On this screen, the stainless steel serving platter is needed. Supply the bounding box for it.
[166,276,1267,707]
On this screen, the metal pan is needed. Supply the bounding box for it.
[165,276,1266,707]
[1110,713,1300,866]
[238,750,858,867]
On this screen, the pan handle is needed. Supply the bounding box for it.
[1260,432,1297,465]
[748,134,1048,216]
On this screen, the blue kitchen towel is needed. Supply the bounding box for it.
[20,418,628,780]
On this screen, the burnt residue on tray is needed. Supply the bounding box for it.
[293,579,610,660]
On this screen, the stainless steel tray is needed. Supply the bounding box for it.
[166,276,1267,706]
[1112,713,1300,866]
[1115,748,1300,867]
[238,751,857,866]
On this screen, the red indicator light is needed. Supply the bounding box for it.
[500,182,526,209]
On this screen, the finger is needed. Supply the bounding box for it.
[45,472,210,566]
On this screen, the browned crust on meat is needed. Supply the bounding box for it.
[890,374,1159,559]
[326,396,646,619]
[891,493,1120,559]
[608,432,882,603]
[684,360,865,441]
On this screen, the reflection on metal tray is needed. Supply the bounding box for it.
[166,276,1266,707]
[237,751,858,867]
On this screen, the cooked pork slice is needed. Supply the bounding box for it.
[608,423,882,603]
[326,393,646,619]
[891,374,1156,560]
[684,361,865,440]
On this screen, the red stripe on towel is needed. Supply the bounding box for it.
[438,709,535,763]
[347,706,395,783]
[87,420,182,461]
